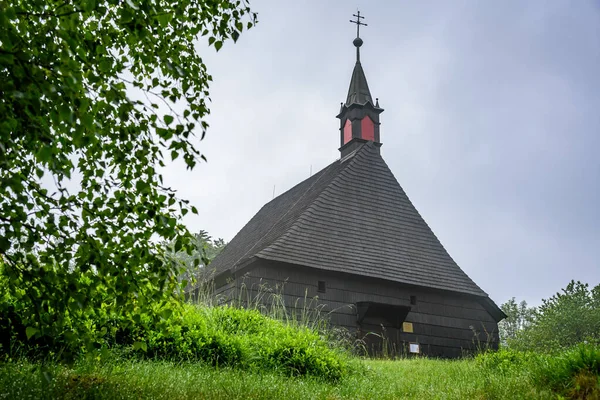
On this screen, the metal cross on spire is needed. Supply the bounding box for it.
[349,11,367,39]
[349,11,367,62]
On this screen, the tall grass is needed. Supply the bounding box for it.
[198,277,366,355]
[196,277,501,359]
[476,344,600,399]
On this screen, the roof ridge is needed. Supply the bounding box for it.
[258,143,372,257]
[228,160,341,270]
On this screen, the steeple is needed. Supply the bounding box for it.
[345,55,373,105]
[337,11,384,158]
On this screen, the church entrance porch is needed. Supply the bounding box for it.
[356,301,413,356]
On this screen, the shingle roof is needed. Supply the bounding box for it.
[210,142,488,297]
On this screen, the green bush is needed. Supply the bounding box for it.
[478,344,600,399]
[535,344,600,399]
[475,347,540,375]
[210,305,269,335]
[115,304,350,381]
[143,306,248,367]
[258,324,348,380]
[1,278,350,382]
[504,281,600,352]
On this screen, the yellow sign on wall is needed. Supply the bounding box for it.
[402,322,414,333]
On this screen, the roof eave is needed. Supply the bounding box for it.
[336,102,384,119]
[479,297,507,323]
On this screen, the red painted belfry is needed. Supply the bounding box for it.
[337,11,384,158]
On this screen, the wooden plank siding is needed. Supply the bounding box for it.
[214,259,499,358]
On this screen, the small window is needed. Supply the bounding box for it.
[410,295,417,305]
[317,281,326,293]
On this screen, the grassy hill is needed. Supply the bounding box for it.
[1,303,598,399]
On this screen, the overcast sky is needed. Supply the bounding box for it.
[161,0,600,307]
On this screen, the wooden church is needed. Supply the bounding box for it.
[206,13,505,358]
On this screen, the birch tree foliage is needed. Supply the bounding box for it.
[0,0,256,351]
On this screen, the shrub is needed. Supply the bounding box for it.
[143,307,248,367]
[210,306,269,335]
[475,347,540,376]
[139,304,350,381]
[259,325,348,380]
[478,344,600,399]
[505,281,600,352]
[1,274,351,382]
[535,344,600,399]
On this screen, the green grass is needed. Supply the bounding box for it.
[2,289,598,399]
[0,356,555,399]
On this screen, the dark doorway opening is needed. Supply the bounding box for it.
[356,302,412,356]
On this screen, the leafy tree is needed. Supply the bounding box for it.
[0,0,256,354]
[506,281,600,351]
[166,230,226,282]
[182,230,226,267]
[498,298,534,346]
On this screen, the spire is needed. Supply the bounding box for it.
[346,60,373,106]
[337,11,384,158]
[346,11,373,106]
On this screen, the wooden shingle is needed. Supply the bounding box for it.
[211,142,490,299]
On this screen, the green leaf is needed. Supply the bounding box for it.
[124,0,139,10]
[214,41,223,51]
[164,115,174,126]
[59,103,73,123]
[42,371,53,384]
[80,113,94,130]
[26,327,38,340]
[36,146,53,163]
[99,58,112,73]
[135,180,150,193]
[4,6,16,20]
[0,237,9,252]
[160,309,173,320]
[157,13,172,28]
[82,0,96,12]
[0,54,15,65]
[133,341,147,352]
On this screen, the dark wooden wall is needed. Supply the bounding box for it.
[215,259,499,358]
